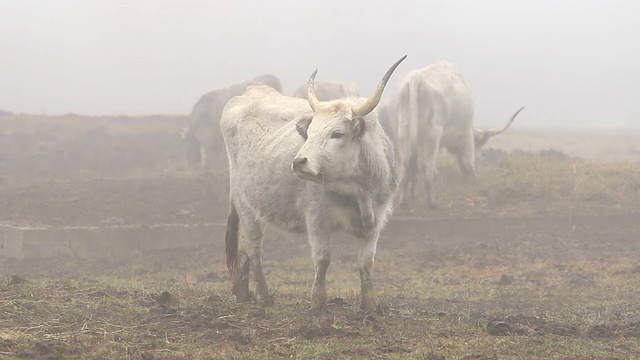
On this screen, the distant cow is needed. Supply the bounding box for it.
[376,104,397,150]
[220,56,407,311]
[181,74,283,169]
[292,80,360,101]
[385,61,524,208]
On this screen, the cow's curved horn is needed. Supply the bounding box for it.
[353,55,408,117]
[482,106,525,137]
[307,69,320,111]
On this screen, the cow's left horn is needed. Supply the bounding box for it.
[307,70,320,111]
[353,55,407,117]
[483,106,525,137]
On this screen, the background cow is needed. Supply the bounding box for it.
[384,60,524,208]
[181,74,283,170]
[220,56,406,311]
[292,80,360,101]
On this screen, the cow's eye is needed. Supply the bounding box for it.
[330,132,344,139]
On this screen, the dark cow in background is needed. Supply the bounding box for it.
[181,74,283,169]
[292,80,360,101]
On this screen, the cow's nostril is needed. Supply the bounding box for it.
[292,157,308,170]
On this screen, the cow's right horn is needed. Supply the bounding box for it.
[307,70,320,112]
[484,106,525,137]
[353,55,407,117]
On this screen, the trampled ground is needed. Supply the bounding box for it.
[1,113,639,359]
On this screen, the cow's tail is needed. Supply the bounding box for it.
[225,199,240,277]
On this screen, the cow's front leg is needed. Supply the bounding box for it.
[358,196,376,234]
[356,230,381,311]
[306,217,332,311]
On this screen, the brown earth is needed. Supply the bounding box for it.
[1,113,639,359]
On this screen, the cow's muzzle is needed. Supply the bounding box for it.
[291,156,308,172]
[292,156,323,183]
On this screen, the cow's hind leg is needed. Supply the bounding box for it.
[226,200,251,303]
[356,230,381,312]
[395,106,415,208]
[231,249,251,302]
[241,217,272,304]
[422,126,443,209]
[396,140,416,207]
[198,130,215,170]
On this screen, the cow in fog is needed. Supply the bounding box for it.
[181,74,283,169]
[376,104,397,150]
[220,55,407,311]
[385,60,524,208]
[292,80,360,101]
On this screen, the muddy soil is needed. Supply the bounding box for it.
[1,114,639,359]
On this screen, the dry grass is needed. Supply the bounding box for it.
[2,113,640,358]
[2,221,640,359]
[402,150,640,217]
[488,128,640,164]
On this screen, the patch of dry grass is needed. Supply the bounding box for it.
[2,221,640,359]
[403,150,640,216]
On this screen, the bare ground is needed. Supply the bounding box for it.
[1,113,639,359]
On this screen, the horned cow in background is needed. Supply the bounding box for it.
[384,60,524,208]
[220,56,407,311]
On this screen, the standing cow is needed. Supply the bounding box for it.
[385,61,524,208]
[181,74,283,170]
[292,80,360,101]
[220,56,407,311]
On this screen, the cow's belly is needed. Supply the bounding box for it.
[233,170,308,233]
[234,175,364,235]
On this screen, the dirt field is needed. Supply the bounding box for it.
[1,112,639,359]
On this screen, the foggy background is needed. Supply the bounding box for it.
[1,0,638,130]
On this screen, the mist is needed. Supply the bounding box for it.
[1,0,638,129]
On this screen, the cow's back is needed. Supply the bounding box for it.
[220,85,313,166]
[220,85,314,231]
[400,62,474,132]
[220,85,309,137]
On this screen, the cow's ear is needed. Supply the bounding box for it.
[350,116,366,139]
[295,116,313,140]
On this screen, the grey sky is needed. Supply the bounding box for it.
[1,0,638,129]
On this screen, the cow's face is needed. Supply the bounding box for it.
[290,55,407,183]
[292,103,366,183]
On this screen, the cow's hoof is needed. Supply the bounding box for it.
[258,295,275,307]
[310,288,327,311]
[360,294,379,312]
[234,290,255,304]
[232,285,252,303]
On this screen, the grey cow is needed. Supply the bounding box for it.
[220,56,407,311]
[181,74,283,169]
[384,61,524,208]
[292,80,360,101]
